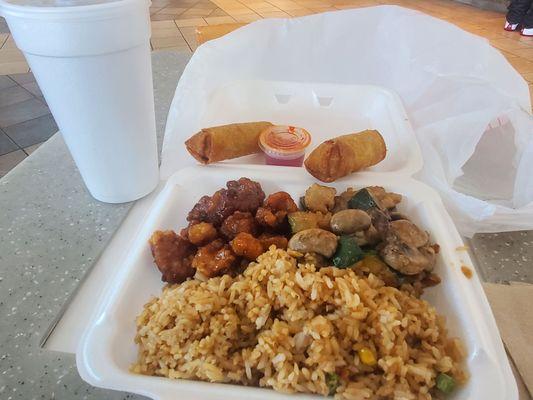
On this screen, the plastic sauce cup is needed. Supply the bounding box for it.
[259,125,311,167]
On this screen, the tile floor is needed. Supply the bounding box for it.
[0,73,57,178]
[0,0,532,176]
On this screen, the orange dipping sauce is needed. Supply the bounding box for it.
[259,125,311,167]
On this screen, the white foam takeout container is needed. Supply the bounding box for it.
[77,81,517,400]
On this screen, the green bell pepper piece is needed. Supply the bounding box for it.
[332,236,364,268]
[348,188,378,211]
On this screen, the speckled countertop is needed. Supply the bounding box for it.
[0,50,532,400]
[468,232,533,283]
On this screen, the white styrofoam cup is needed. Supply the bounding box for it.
[0,0,159,203]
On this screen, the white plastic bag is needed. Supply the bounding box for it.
[161,5,533,236]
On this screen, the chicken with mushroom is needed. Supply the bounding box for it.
[286,183,441,293]
[332,186,401,213]
[288,211,332,233]
[303,184,336,213]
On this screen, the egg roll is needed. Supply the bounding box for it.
[304,130,386,182]
[185,122,273,164]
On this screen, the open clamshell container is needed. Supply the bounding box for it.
[77,81,517,400]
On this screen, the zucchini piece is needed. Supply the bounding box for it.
[355,255,399,287]
[348,188,379,211]
[333,235,364,268]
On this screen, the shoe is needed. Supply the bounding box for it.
[504,20,520,31]
[521,27,533,36]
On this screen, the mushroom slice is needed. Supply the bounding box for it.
[330,209,371,235]
[381,243,432,275]
[379,220,436,275]
[288,228,338,258]
[389,220,428,248]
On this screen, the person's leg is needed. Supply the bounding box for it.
[506,0,532,25]
[521,2,533,35]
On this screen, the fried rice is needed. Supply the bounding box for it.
[132,248,468,399]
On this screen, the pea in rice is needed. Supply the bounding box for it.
[132,248,468,399]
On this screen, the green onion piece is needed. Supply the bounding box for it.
[325,372,341,396]
[436,373,456,394]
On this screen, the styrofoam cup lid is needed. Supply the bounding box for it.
[1,0,149,55]
[0,0,145,20]
[2,0,121,6]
